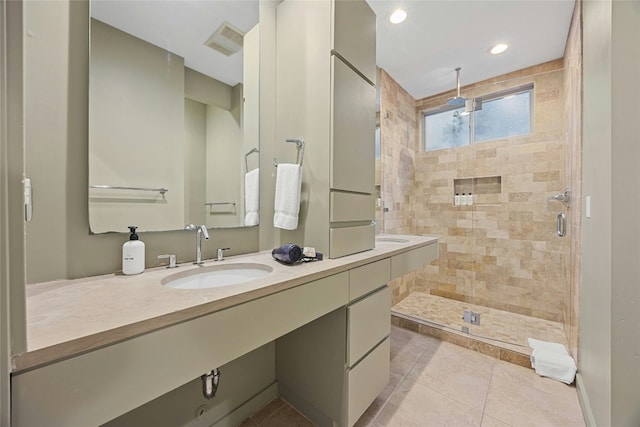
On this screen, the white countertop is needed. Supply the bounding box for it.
[13,234,437,372]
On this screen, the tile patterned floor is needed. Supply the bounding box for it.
[392,292,569,354]
[241,326,585,427]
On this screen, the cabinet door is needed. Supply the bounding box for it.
[333,0,376,84]
[347,338,390,426]
[347,286,391,367]
[331,56,376,194]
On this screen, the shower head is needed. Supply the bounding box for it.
[447,96,466,106]
[447,67,467,106]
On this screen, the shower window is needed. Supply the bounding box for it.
[424,106,470,151]
[422,84,533,151]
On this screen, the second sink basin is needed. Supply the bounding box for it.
[375,237,410,244]
[162,263,273,290]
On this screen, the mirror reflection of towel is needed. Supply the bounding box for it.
[273,163,302,230]
[244,168,260,226]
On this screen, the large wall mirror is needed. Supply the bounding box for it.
[88,0,260,233]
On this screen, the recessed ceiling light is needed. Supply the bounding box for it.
[490,43,509,55]
[389,8,407,24]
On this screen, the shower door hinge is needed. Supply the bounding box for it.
[462,310,480,325]
[23,177,32,221]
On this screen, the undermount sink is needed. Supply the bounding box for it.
[375,237,410,244]
[162,263,273,290]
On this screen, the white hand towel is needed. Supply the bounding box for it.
[530,349,577,384]
[273,163,302,230]
[528,338,576,384]
[244,168,260,226]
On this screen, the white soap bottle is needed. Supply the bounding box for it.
[122,226,145,275]
[454,193,461,206]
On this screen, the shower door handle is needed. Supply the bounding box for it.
[557,212,567,237]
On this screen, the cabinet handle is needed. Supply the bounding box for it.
[557,212,567,237]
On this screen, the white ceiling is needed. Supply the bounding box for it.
[91,0,575,99]
[367,0,576,100]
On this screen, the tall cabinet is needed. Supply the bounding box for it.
[275,0,376,258]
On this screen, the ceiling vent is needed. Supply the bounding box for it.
[204,22,245,56]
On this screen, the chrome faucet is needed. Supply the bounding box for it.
[186,224,210,264]
[215,247,230,261]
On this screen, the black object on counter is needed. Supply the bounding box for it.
[272,243,304,264]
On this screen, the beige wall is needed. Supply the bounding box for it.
[184,67,232,111]
[23,0,258,285]
[610,2,640,423]
[205,104,243,228]
[1,0,29,421]
[258,0,278,250]
[579,0,612,423]
[244,24,260,174]
[579,0,640,425]
[184,98,207,226]
[89,19,186,233]
[272,0,332,253]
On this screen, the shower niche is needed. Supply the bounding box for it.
[453,175,502,206]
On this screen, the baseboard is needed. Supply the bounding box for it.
[183,382,278,427]
[575,373,597,427]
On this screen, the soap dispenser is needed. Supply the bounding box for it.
[122,226,145,275]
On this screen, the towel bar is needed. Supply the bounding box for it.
[273,138,304,167]
[89,185,168,198]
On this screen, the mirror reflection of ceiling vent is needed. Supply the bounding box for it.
[204,22,245,56]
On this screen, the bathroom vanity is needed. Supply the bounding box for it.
[11,235,437,427]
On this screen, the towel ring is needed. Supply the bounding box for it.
[274,138,304,167]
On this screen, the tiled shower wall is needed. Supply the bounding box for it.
[382,60,574,325]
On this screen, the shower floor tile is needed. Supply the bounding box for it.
[392,292,569,355]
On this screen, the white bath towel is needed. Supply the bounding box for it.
[273,163,302,230]
[528,338,577,384]
[244,168,260,226]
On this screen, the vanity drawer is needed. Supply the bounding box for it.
[390,242,439,280]
[330,191,374,222]
[349,258,390,301]
[347,286,390,367]
[330,224,375,258]
[347,337,390,427]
